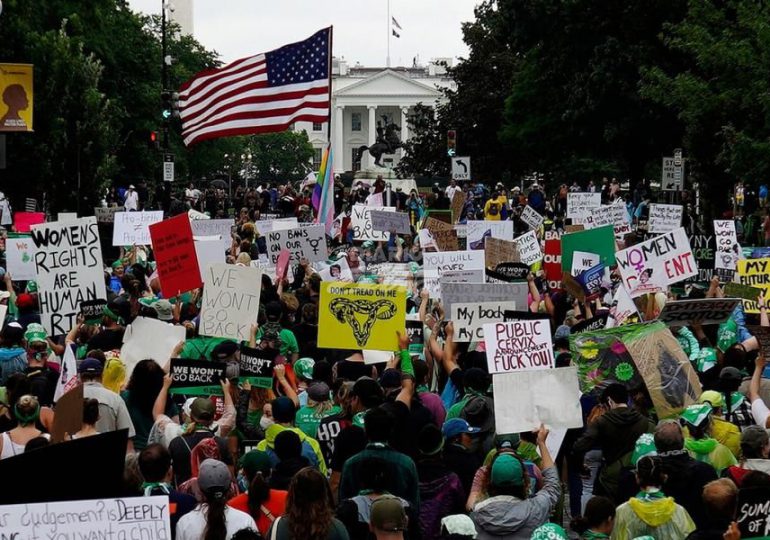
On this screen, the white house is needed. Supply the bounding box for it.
[293,57,456,173]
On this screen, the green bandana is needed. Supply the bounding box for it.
[531,523,568,540]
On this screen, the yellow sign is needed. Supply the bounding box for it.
[736,258,770,313]
[319,282,407,351]
[0,64,33,132]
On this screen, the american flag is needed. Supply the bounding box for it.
[179,28,331,146]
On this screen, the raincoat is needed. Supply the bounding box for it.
[611,494,695,540]
[684,437,737,475]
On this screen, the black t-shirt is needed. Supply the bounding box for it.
[87,328,125,353]
[329,425,367,472]
[381,398,433,459]
[168,431,232,486]
[24,366,58,407]
[292,322,320,361]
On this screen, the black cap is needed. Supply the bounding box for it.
[211,340,238,361]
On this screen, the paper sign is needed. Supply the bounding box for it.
[367,191,383,207]
[275,250,291,281]
[452,301,517,342]
[13,211,45,233]
[418,229,438,251]
[351,204,396,241]
[318,257,354,282]
[121,316,187,375]
[169,358,226,395]
[364,263,413,287]
[561,226,616,272]
[149,213,202,298]
[483,320,554,374]
[688,234,716,283]
[0,496,171,539]
[466,220,514,250]
[657,298,740,326]
[443,269,486,284]
[513,230,542,266]
[543,239,562,289]
[266,224,327,265]
[194,237,225,274]
[520,205,544,230]
[736,258,770,313]
[588,204,631,237]
[487,263,530,282]
[200,263,262,341]
[441,281,529,318]
[255,217,298,235]
[112,211,164,246]
[615,227,697,297]
[80,299,107,324]
[648,204,683,234]
[363,349,394,365]
[567,192,601,221]
[605,284,639,328]
[370,210,411,235]
[57,212,78,222]
[94,206,122,224]
[423,250,485,297]
[318,282,407,350]
[484,236,521,271]
[239,345,274,388]
[578,263,605,300]
[190,218,233,251]
[714,220,739,278]
[5,234,37,281]
[492,367,583,433]
[30,217,107,336]
[571,251,600,276]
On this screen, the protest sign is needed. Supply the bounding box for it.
[188,208,210,220]
[432,228,460,251]
[13,211,45,233]
[657,298,740,326]
[577,263,605,300]
[121,316,187,375]
[371,209,411,234]
[190,218,233,251]
[149,213,201,298]
[567,192,601,221]
[605,284,640,328]
[521,205,544,230]
[30,217,106,336]
[484,237,520,270]
[266,224,327,265]
[367,191,383,207]
[513,230,542,266]
[571,314,610,334]
[424,215,453,231]
[363,350,394,365]
[50,383,82,443]
[94,206,122,224]
[57,212,77,222]
[561,226,616,273]
[0,496,171,540]
[318,283,407,350]
[725,282,763,302]
[417,228,438,251]
[450,190,465,223]
[452,301,517,342]
[255,217,298,235]
[562,272,586,302]
[365,262,413,287]
[588,203,631,237]
[688,234,716,283]
[714,219,739,275]
[492,367,583,433]
[194,236,225,274]
[112,211,164,246]
[543,239,562,289]
[405,319,424,354]
[483,319,554,374]
[736,486,770,540]
[736,258,770,314]
[442,281,528,321]
[442,269,484,284]
[275,250,291,281]
[318,257,354,282]
[239,345,274,388]
[466,220,514,250]
[169,357,226,395]
[615,227,697,298]
[571,251,600,276]
[80,299,107,325]
[5,234,37,280]
[648,204,683,234]
[351,204,395,241]
[487,263,530,282]
[503,310,551,322]
[200,263,262,341]
[748,326,770,359]
[423,250,485,297]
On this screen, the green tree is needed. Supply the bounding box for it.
[244,131,315,184]
[395,103,449,178]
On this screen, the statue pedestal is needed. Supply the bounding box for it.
[354,166,397,181]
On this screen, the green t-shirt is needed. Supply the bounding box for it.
[295,405,341,438]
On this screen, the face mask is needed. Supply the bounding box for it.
[259,416,274,430]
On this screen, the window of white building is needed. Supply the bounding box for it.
[351,112,362,132]
[312,122,323,132]
[313,148,322,170]
[351,148,362,172]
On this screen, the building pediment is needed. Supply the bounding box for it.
[334,69,444,99]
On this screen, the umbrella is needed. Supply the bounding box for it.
[209,179,227,188]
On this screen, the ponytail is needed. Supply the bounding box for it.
[203,493,228,540]
[247,473,271,519]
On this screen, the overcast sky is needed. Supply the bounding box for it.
[127,0,479,67]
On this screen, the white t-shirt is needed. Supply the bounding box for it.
[124,190,139,210]
[176,506,257,540]
[445,185,460,201]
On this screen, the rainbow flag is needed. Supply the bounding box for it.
[314,145,335,234]
[312,144,331,211]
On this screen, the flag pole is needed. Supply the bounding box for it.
[387,0,391,68]
[327,25,333,141]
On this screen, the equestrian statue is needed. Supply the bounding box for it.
[357,115,403,167]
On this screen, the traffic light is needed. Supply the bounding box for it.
[149,131,159,149]
[171,92,180,118]
[447,129,457,157]
[161,91,172,120]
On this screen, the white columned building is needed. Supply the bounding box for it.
[294,58,456,173]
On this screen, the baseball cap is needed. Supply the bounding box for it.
[741,425,769,456]
[271,396,296,424]
[211,340,238,361]
[494,433,521,450]
[307,382,331,402]
[698,390,724,409]
[680,403,712,427]
[78,357,104,375]
[190,397,216,422]
[719,366,744,382]
[2,322,24,344]
[129,184,135,189]
[24,323,47,344]
[351,377,384,405]
[370,495,408,532]
[442,418,481,440]
[490,453,525,487]
[239,450,272,479]
[198,459,231,494]
[154,299,173,321]
[554,324,571,340]
[293,357,315,381]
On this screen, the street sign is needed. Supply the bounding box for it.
[662,156,683,191]
[163,153,174,182]
[452,156,471,181]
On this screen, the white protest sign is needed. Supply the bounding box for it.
[5,235,37,281]
[112,211,164,246]
[318,257,354,282]
[31,217,107,336]
[200,263,262,341]
[370,209,411,235]
[466,220,514,250]
[121,316,186,375]
[190,218,233,251]
[520,205,544,230]
[423,250,485,297]
[367,191,384,207]
[365,263,414,287]
[714,219,739,272]
[188,208,210,220]
[493,367,583,433]
[418,229,438,251]
[57,212,78,222]
[255,217,299,236]
[571,251,600,276]
[513,230,543,265]
[94,206,122,224]
[587,203,632,237]
[648,204,683,234]
[452,301,517,342]
[605,283,639,328]
[0,496,171,540]
[483,319,554,374]
[441,281,529,318]
[194,236,225,274]
[567,192,601,221]
[363,349,394,365]
[266,224,328,265]
[351,204,396,241]
[615,227,697,298]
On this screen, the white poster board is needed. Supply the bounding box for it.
[194,236,226,274]
[121,316,187,375]
[317,257,354,282]
[370,210,411,235]
[483,319,555,374]
[112,211,164,246]
[513,230,543,265]
[441,281,529,318]
[587,203,632,237]
[571,251,600,276]
[200,263,262,341]
[255,217,298,236]
[351,204,396,241]
[466,220,514,250]
[714,219,739,273]
[648,204,683,234]
[567,192,601,221]
[452,301,517,342]
[520,205,544,230]
[190,218,233,251]
[266,224,328,265]
[423,250,485,297]
[5,235,37,281]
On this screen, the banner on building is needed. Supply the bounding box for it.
[0,63,34,132]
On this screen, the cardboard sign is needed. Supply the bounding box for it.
[13,211,45,233]
[255,217,298,236]
[492,367,583,433]
[94,206,122,224]
[423,250,485,297]
[450,190,465,224]
[442,281,529,320]
[588,203,631,237]
[543,239,562,289]
[483,319,555,374]
[266,224,327,265]
[736,486,770,540]
[30,217,107,336]
[657,298,740,326]
[80,299,107,324]
[561,226,616,273]
[432,228,460,251]
[571,251,600,276]
[318,283,407,351]
[190,218,233,251]
[370,209,411,235]
[5,234,37,281]
[112,211,164,246]
[424,216,453,232]
[452,301,517,342]
[150,213,202,298]
[567,192,601,221]
[121,316,187,375]
[200,263,262,341]
[239,345,274,388]
[520,205,544,230]
[615,228,697,298]
[169,358,226,395]
[648,204,683,234]
[466,220,514,250]
[351,204,396,241]
[485,237,520,270]
[512,230,542,266]
[318,257,354,282]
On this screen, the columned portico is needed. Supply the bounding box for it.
[334,105,345,172]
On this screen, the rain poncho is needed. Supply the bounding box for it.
[610,495,695,540]
[684,437,737,475]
